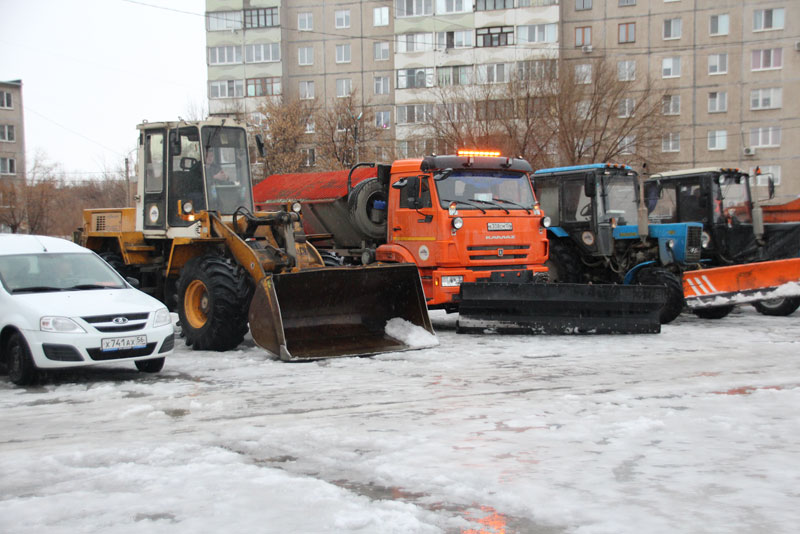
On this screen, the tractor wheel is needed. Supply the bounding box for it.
[752,297,800,317]
[692,305,735,320]
[177,255,250,351]
[7,332,37,386]
[636,268,685,324]
[545,241,582,283]
[348,178,387,240]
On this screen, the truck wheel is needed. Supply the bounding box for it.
[545,241,582,283]
[177,255,250,351]
[135,357,165,373]
[753,297,800,316]
[348,178,387,240]
[636,268,684,324]
[7,332,37,386]
[693,305,734,319]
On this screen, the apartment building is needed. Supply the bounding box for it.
[562,0,800,196]
[0,80,25,181]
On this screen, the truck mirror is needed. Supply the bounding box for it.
[768,177,775,199]
[169,130,182,156]
[584,175,596,198]
[391,178,408,189]
[254,134,266,158]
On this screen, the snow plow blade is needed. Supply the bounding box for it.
[457,282,667,335]
[683,258,800,309]
[248,263,433,360]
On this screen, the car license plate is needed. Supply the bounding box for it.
[101,335,147,352]
[488,222,512,231]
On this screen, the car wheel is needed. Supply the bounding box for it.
[135,357,165,373]
[7,332,37,386]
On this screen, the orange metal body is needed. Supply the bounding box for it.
[762,197,800,224]
[683,257,800,307]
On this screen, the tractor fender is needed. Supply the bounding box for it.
[623,261,658,285]
[375,243,418,265]
[546,227,570,238]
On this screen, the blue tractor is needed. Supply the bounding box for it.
[532,163,703,323]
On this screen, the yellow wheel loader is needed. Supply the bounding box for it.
[80,119,432,360]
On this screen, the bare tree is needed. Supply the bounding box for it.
[0,178,26,233]
[250,97,314,182]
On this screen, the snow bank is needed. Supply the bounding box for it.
[384,318,439,348]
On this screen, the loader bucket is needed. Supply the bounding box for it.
[457,282,667,335]
[248,263,433,360]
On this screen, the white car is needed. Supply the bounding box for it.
[0,234,174,385]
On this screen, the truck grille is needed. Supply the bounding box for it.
[467,244,529,261]
[686,226,702,263]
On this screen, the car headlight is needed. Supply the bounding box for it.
[40,317,86,333]
[452,217,464,230]
[153,308,172,328]
[441,275,463,287]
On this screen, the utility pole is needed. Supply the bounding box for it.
[125,157,130,207]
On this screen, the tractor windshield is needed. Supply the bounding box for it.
[434,170,536,211]
[716,174,752,223]
[600,173,638,226]
[201,126,253,215]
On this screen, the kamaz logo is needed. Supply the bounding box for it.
[486,235,516,240]
[112,317,129,324]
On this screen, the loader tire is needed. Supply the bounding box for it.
[636,268,684,324]
[177,255,250,351]
[100,252,131,278]
[752,297,800,316]
[545,241,582,283]
[348,178,387,240]
[692,305,734,320]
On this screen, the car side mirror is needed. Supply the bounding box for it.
[254,134,266,158]
[768,177,775,200]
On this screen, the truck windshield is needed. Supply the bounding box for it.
[201,126,253,215]
[600,174,638,226]
[716,174,752,223]
[434,170,536,211]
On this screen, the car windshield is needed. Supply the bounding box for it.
[434,170,536,210]
[600,174,638,226]
[202,126,253,215]
[0,253,126,294]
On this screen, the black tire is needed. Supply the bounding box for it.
[753,297,800,317]
[545,240,582,283]
[320,251,344,267]
[177,255,250,351]
[135,357,165,373]
[100,252,131,278]
[7,332,37,386]
[692,305,735,320]
[348,178,387,240]
[636,268,685,324]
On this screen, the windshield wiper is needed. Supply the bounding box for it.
[492,198,531,214]
[471,198,510,214]
[440,198,486,214]
[12,286,64,294]
[67,284,119,290]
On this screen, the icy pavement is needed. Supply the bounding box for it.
[1,307,799,534]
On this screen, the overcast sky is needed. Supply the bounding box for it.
[0,0,207,178]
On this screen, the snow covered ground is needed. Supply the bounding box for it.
[1,307,799,534]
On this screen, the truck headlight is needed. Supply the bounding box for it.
[452,217,463,230]
[153,308,172,328]
[541,216,551,228]
[40,317,86,333]
[291,202,302,214]
[441,275,463,287]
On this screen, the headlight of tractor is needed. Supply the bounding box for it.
[291,202,302,214]
[452,217,464,230]
[701,231,711,249]
[183,201,194,214]
[441,275,463,287]
[153,308,172,328]
[541,216,551,228]
[40,317,86,334]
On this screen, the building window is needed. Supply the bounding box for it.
[754,8,784,31]
[620,136,635,155]
[710,14,729,36]
[374,6,389,25]
[397,33,434,52]
[708,53,728,75]
[575,64,592,84]
[397,104,433,125]
[301,148,315,167]
[305,118,315,134]
[477,63,511,84]
[436,30,474,49]
[752,49,782,71]
[245,8,278,29]
[438,65,473,86]
[245,43,280,63]
[335,9,350,29]
[437,0,470,14]
[246,77,281,97]
[476,0,514,10]
[575,26,591,47]
[397,67,434,89]
[662,95,680,115]
[662,57,681,78]
[376,111,391,129]
[299,81,315,99]
[576,0,592,10]
[619,0,635,6]
[209,80,244,99]
[663,18,682,40]
[751,88,782,110]
[618,98,635,118]
[619,23,635,43]
[207,11,242,31]
[662,133,680,153]
[750,126,781,147]
[374,76,390,95]
[208,46,242,65]
[298,12,313,31]
[517,24,557,44]
[618,60,636,81]
[336,44,352,63]
[477,27,514,47]
[0,157,16,175]
[374,42,390,60]
[0,125,15,142]
[708,91,727,113]
[708,130,727,151]
[298,47,314,66]
[336,78,352,97]
[0,91,12,109]
[755,165,781,186]
[396,0,433,17]
[576,100,591,120]
[517,59,557,81]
